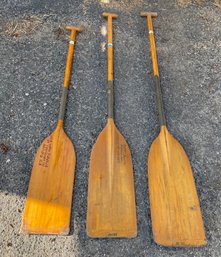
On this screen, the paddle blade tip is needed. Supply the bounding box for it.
[21,197,72,235]
[21,230,70,235]
[20,224,70,235]
[21,213,70,235]
[86,227,137,238]
[153,235,207,247]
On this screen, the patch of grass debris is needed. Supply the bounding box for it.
[2,15,44,37]
[214,0,221,8]
[177,0,221,8]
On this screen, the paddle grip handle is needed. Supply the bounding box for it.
[143,13,159,76]
[103,13,118,118]
[58,26,82,123]
[63,26,82,87]
[141,13,166,126]
[102,12,118,81]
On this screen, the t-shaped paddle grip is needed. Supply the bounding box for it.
[65,25,83,33]
[63,25,82,88]
[102,12,118,19]
[140,12,158,18]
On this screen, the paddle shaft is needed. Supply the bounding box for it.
[141,13,166,126]
[58,26,82,123]
[103,13,118,119]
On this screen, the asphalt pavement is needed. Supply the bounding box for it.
[0,0,220,256]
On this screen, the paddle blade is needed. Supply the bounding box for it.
[21,125,76,235]
[87,119,137,238]
[148,126,206,246]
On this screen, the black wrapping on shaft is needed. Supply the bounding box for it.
[107,81,114,118]
[154,76,166,126]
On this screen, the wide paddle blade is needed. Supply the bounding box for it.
[21,123,76,234]
[87,119,137,238]
[148,126,206,246]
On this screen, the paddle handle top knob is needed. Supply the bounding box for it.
[65,25,83,33]
[140,12,158,18]
[102,12,118,19]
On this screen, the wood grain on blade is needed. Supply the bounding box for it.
[148,126,206,246]
[87,119,137,238]
[22,125,76,234]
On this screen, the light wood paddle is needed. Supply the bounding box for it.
[141,12,207,247]
[86,12,137,238]
[21,26,82,235]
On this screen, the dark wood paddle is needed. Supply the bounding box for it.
[87,12,137,238]
[141,12,206,246]
[21,26,82,235]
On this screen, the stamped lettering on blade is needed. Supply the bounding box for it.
[117,144,126,164]
[107,233,117,237]
[38,136,52,168]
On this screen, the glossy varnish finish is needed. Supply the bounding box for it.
[21,26,82,234]
[148,126,206,246]
[22,122,76,234]
[87,119,137,237]
[87,13,137,238]
[141,12,206,246]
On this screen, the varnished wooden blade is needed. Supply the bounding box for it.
[21,124,76,235]
[87,118,137,238]
[148,126,206,246]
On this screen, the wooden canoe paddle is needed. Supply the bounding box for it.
[21,26,82,235]
[86,12,137,238]
[141,12,207,247]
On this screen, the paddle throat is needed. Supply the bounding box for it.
[58,86,69,125]
[57,119,64,128]
[56,27,82,129]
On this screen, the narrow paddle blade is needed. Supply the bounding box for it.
[21,125,76,234]
[87,119,137,238]
[148,126,206,246]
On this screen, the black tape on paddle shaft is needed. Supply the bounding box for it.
[58,87,68,120]
[107,81,114,118]
[154,76,166,126]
